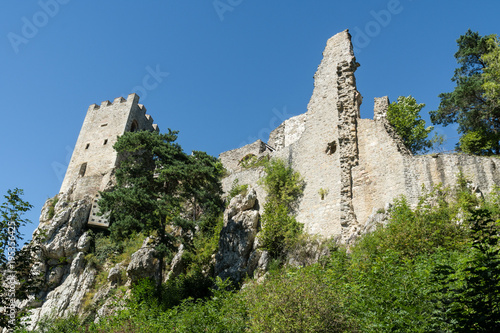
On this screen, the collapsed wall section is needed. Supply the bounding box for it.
[221,30,362,239]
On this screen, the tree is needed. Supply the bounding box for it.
[430,29,500,154]
[482,36,500,102]
[387,95,437,154]
[98,130,223,288]
[0,189,42,330]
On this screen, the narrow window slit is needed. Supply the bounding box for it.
[79,163,87,177]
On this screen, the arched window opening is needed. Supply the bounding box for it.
[130,120,139,132]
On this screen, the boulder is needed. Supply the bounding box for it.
[126,247,159,284]
[215,188,261,283]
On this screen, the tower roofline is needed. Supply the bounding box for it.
[88,93,140,111]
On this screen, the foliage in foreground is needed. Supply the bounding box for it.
[1,189,43,330]
[17,175,500,332]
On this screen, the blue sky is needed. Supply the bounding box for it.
[1,0,500,242]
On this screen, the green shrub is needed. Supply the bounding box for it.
[244,265,357,332]
[47,195,59,220]
[318,187,328,200]
[259,159,304,259]
[347,249,461,333]
[227,179,248,203]
[17,314,83,333]
[240,154,269,169]
[92,233,122,266]
[113,232,146,265]
[94,277,247,333]
[260,202,303,258]
[355,183,471,259]
[183,213,223,274]
[260,158,304,212]
[432,209,500,332]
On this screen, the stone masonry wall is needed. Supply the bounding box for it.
[354,116,500,227]
[60,93,158,227]
[268,113,307,150]
[219,140,269,174]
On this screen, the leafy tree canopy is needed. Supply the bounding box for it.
[98,130,224,282]
[430,29,500,154]
[387,95,439,154]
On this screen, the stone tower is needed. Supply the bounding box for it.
[60,93,159,227]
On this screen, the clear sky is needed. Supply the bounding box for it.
[1,1,500,242]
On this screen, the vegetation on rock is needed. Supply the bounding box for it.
[259,158,304,259]
[98,129,224,288]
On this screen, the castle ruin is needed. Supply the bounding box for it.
[57,30,500,239]
[220,30,500,242]
[24,30,500,327]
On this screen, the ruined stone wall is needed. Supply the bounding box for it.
[222,30,361,239]
[274,30,361,238]
[220,29,500,242]
[353,118,411,225]
[268,113,307,150]
[354,116,500,226]
[219,140,269,174]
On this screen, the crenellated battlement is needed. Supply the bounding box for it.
[113,96,126,104]
[88,93,140,111]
